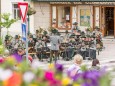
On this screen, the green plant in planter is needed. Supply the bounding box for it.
[86,27,91,32]
[37,27,44,35]
[27,5,36,34]
[43,30,48,36]
[27,5,36,16]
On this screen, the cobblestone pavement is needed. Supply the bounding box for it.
[33,38,115,86]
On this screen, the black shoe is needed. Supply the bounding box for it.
[88,58,92,60]
[66,58,70,61]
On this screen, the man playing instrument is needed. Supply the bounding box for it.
[71,22,80,35]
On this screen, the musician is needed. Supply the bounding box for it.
[28,35,35,47]
[63,30,70,43]
[35,39,45,50]
[11,35,23,50]
[89,36,96,59]
[80,33,97,60]
[4,35,12,50]
[93,27,103,50]
[62,35,75,61]
[71,22,80,34]
[35,38,45,60]
[93,27,102,38]
[42,31,50,46]
[49,29,61,63]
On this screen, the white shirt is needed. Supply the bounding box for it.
[67,64,82,77]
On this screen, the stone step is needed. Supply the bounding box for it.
[102,39,115,42]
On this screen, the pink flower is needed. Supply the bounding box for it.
[44,71,61,86]
[0,57,5,63]
[44,71,54,81]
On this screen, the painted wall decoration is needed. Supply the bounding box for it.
[80,9,90,26]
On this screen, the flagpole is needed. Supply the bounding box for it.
[18,2,29,63]
[26,19,29,63]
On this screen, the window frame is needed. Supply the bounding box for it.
[51,5,74,30]
[12,3,21,20]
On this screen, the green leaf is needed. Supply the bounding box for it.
[0,13,18,35]
[27,6,36,16]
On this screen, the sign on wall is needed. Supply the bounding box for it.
[80,9,90,26]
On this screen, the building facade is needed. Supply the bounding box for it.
[1,0,115,38]
[32,0,115,37]
[1,0,34,37]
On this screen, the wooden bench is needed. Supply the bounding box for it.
[29,53,36,55]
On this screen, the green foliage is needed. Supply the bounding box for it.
[0,38,4,55]
[27,6,36,16]
[100,72,111,86]
[0,37,2,45]
[0,45,4,55]
[37,27,44,34]
[43,30,48,35]
[48,27,57,33]
[0,13,18,35]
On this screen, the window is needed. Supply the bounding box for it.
[58,6,71,28]
[12,4,21,19]
[52,6,72,30]
[52,6,57,28]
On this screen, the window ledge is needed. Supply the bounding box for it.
[58,27,71,30]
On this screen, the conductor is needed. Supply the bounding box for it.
[49,29,61,63]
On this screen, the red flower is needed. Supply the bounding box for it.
[4,72,22,86]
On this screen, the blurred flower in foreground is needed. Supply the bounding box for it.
[29,83,38,86]
[31,59,40,69]
[0,57,112,86]
[48,63,54,70]
[4,72,22,86]
[44,71,54,81]
[23,71,35,83]
[0,57,5,63]
[44,71,61,86]
[55,63,63,72]
[0,69,12,81]
[61,77,71,86]
[73,83,81,86]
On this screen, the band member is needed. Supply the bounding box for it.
[11,35,22,50]
[28,35,35,47]
[71,22,80,34]
[35,38,45,60]
[4,35,12,50]
[93,27,103,50]
[35,38,45,51]
[63,30,70,43]
[49,29,61,63]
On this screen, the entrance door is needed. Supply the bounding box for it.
[105,7,114,36]
[101,6,115,37]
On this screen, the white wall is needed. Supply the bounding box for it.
[95,7,99,27]
[29,1,35,34]
[77,5,93,31]
[1,0,24,37]
[34,2,50,31]
[1,0,35,37]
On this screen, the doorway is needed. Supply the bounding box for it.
[105,7,114,36]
